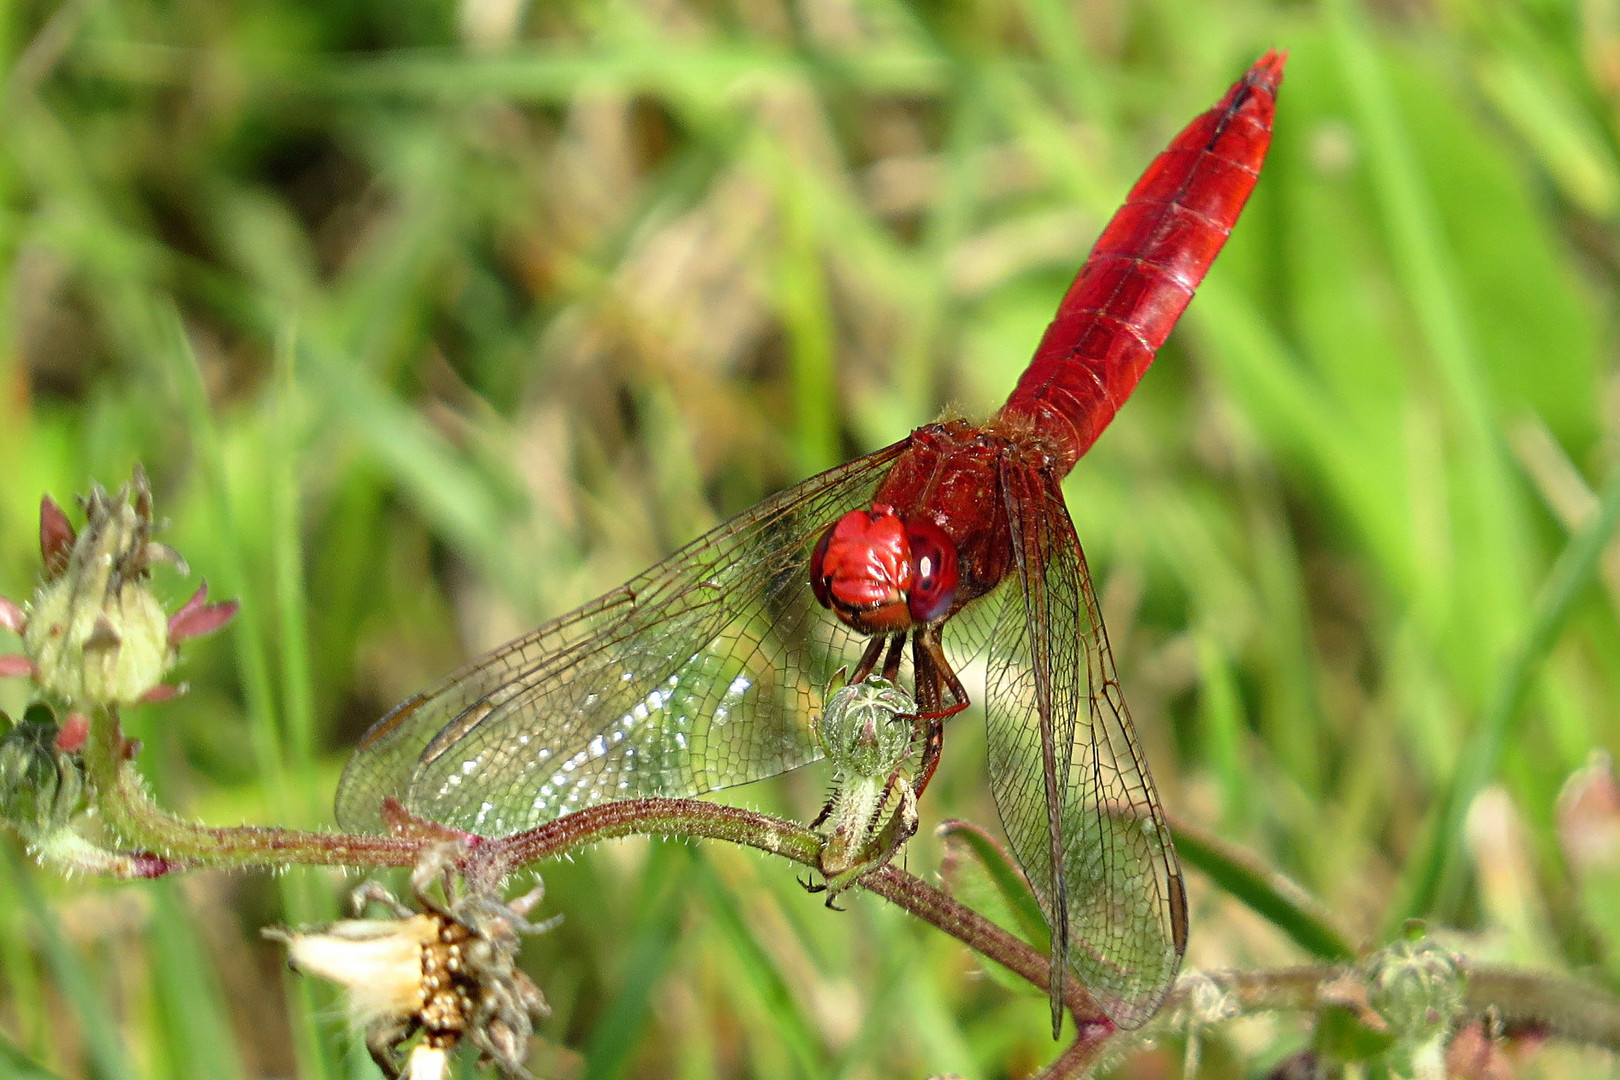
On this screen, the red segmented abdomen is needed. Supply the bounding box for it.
[997,50,1285,474]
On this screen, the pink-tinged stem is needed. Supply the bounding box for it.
[490,798,1112,1069]
[81,706,431,871]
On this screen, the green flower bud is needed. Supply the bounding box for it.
[0,709,86,834]
[18,469,218,708]
[1363,924,1466,1043]
[814,676,915,783]
[812,677,918,881]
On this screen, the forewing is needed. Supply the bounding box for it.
[335,443,908,836]
[985,465,1186,1030]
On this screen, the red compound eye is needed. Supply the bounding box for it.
[904,518,958,624]
[810,525,836,610]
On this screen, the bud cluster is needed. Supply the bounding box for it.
[1363,926,1467,1042]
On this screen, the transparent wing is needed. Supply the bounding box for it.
[335,443,908,837]
[985,464,1187,1031]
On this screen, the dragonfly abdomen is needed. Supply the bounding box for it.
[998,51,1284,475]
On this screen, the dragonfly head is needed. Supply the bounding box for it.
[811,505,959,633]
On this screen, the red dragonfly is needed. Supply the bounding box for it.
[338,52,1284,1032]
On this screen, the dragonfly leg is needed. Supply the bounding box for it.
[809,789,836,830]
[910,628,970,799]
[797,871,840,906]
[875,712,922,824]
[880,633,906,682]
[866,771,918,863]
[848,635,889,683]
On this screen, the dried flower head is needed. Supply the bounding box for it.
[1,468,237,707]
[266,844,558,1078]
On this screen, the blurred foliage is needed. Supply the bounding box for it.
[1,0,1619,1076]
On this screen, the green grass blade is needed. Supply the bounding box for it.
[1169,818,1357,962]
[6,848,134,1080]
[0,1030,70,1080]
[691,854,826,1079]
[1393,461,1620,926]
[580,847,692,1080]
[147,882,245,1080]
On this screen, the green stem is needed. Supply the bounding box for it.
[78,709,1107,1060]
[496,798,1114,1076]
[1170,963,1620,1057]
[1469,967,1620,1053]
[82,707,423,871]
[68,711,1620,1066]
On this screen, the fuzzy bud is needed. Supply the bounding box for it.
[0,709,85,834]
[814,676,915,782]
[18,469,234,707]
[1363,923,1466,1043]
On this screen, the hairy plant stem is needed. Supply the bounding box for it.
[1171,965,1620,1056]
[82,703,1114,1071]
[76,708,1620,1072]
[455,799,1116,1077]
[83,707,424,869]
[1470,968,1620,1052]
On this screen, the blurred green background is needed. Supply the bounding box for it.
[2,0,1618,1076]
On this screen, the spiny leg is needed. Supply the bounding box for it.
[910,627,969,799]
[880,633,906,681]
[849,634,889,683]
[809,787,836,830]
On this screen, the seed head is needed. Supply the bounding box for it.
[266,844,558,1078]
